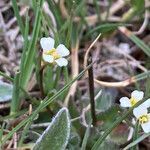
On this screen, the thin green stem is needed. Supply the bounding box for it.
[10,71,20,115]
[131,122,139,150]
[81,122,91,150]
[53,67,61,89]
[0,71,14,82]
[93,0,101,21]
[39,53,45,98]
[63,67,69,84]
[18,119,32,146]
[0,109,27,122]
[39,67,44,98]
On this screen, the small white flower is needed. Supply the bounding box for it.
[119,90,144,108]
[133,106,150,133]
[40,37,70,67]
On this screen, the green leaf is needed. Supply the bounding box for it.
[145,76,150,97]
[87,23,130,35]
[131,0,144,11]
[33,108,70,150]
[96,89,117,111]
[96,105,120,129]
[129,34,150,57]
[0,81,13,102]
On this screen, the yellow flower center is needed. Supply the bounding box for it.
[139,115,149,124]
[130,97,137,106]
[44,48,61,60]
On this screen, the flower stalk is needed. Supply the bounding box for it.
[88,56,96,126]
[10,71,21,115]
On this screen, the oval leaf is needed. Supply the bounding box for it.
[0,81,13,102]
[33,108,70,150]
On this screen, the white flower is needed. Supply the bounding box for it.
[40,37,70,67]
[119,90,144,108]
[133,106,150,133]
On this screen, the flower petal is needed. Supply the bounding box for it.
[140,98,150,109]
[56,44,70,57]
[40,37,55,51]
[43,54,54,63]
[127,127,134,141]
[119,97,131,107]
[131,90,144,101]
[133,106,148,119]
[141,121,150,133]
[55,58,68,67]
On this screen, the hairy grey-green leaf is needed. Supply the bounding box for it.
[33,108,70,150]
[0,81,13,102]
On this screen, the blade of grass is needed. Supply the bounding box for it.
[20,0,43,89]
[135,71,150,81]
[18,118,32,146]
[123,133,150,150]
[47,0,63,28]
[42,11,56,33]
[41,13,49,37]
[20,10,29,77]
[145,76,150,97]
[93,0,101,21]
[105,0,112,20]
[64,1,75,48]
[131,122,139,150]
[87,23,130,36]
[0,71,14,82]
[129,34,150,57]
[0,123,5,147]
[119,27,150,57]
[12,0,25,37]
[0,109,27,122]
[10,71,20,115]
